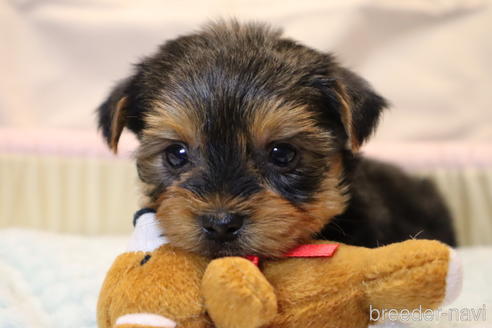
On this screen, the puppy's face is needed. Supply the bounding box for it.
[98,21,387,258]
[137,100,347,258]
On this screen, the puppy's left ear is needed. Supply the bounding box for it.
[97,78,132,153]
[333,67,388,151]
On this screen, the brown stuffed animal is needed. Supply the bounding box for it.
[97,211,462,328]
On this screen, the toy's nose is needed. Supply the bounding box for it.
[200,214,244,242]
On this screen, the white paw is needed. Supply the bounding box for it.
[443,248,463,306]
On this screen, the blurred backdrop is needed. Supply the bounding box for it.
[1,0,491,245]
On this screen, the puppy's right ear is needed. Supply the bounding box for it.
[97,78,133,153]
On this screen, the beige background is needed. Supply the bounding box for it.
[0,0,491,244]
[1,0,491,141]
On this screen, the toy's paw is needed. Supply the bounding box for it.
[202,257,277,328]
[442,248,463,306]
[114,313,176,328]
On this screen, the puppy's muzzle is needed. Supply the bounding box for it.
[199,214,244,242]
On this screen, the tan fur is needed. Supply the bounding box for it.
[248,101,337,163]
[134,99,203,200]
[155,157,346,258]
[145,100,202,146]
[249,102,322,147]
[154,186,208,255]
[98,239,455,328]
[110,96,128,153]
[333,82,359,151]
[299,155,348,223]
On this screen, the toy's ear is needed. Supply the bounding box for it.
[331,67,388,151]
[97,78,133,153]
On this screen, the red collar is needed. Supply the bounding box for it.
[245,243,339,266]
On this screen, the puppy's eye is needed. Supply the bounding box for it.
[164,144,188,168]
[269,143,296,167]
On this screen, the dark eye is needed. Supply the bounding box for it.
[165,144,188,168]
[269,143,296,167]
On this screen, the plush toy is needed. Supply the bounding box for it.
[97,210,462,328]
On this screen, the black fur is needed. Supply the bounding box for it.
[97,20,456,250]
[99,21,347,203]
[318,155,457,247]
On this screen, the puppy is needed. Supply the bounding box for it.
[97,21,456,258]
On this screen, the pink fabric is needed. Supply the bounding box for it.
[1,128,490,169]
[363,142,492,169]
[0,128,137,159]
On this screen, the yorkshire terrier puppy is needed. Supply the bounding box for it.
[97,21,456,258]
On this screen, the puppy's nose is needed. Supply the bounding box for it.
[200,214,244,242]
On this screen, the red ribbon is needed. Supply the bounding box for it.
[245,244,339,266]
[244,255,260,266]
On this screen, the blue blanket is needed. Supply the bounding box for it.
[0,229,490,328]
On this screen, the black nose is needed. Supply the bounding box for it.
[200,214,244,242]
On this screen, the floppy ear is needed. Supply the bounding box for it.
[333,67,388,151]
[97,78,133,153]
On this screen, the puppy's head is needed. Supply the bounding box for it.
[98,21,387,258]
